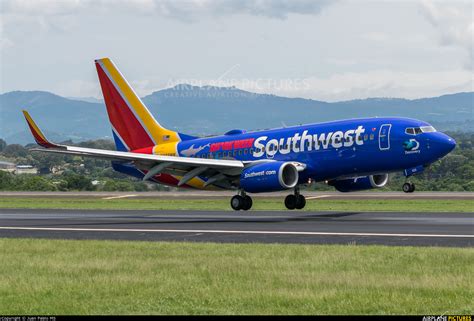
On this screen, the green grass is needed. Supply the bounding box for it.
[0,238,472,315]
[0,197,472,212]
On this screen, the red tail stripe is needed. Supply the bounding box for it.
[25,121,56,148]
[96,63,154,150]
[132,147,154,154]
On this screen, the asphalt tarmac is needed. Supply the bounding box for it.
[1,191,474,200]
[0,209,472,247]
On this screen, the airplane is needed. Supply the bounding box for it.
[23,58,457,210]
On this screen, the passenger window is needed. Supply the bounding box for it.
[249,148,254,154]
[364,134,368,141]
[244,149,248,155]
[370,134,374,140]
[239,150,242,156]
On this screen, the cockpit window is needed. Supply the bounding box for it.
[405,126,436,135]
[420,126,436,133]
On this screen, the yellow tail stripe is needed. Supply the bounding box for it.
[23,111,47,141]
[100,58,180,145]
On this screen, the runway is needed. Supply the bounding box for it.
[2,191,473,200]
[0,209,472,247]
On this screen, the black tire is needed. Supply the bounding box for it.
[409,183,415,193]
[402,183,412,193]
[285,194,297,210]
[242,196,253,211]
[295,195,306,209]
[231,195,244,211]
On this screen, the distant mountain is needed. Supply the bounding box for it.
[67,96,103,104]
[1,86,473,145]
[0,91,110,144]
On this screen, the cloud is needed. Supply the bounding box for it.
[204,0,335,19]
[0,20,14,49]
[0,0,336,42]
[360,32,389,43]
[419,0,473,70]
[2,0,335,19]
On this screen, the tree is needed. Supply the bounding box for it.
[63,173,95,191]
[0,138,6,152]
[0,171,14,190]
[3,144,28,158]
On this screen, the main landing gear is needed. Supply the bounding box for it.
[402,182,415,193]
[284,187,306,210]
[230,191,253,211]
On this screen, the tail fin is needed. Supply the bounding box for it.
[95,58,180,151]
[22,110,61,148]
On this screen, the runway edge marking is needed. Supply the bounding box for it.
[0,227,472,238]
[102,194,138,200]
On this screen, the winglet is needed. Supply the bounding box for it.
[22,110,61,148]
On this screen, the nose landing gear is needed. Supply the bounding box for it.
[402,182,415,193]
[402,166,423,193]
[230,191,253,211]
[285,187,306,210]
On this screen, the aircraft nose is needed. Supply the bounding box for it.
[435,133,456,155]
[445,135,456,152]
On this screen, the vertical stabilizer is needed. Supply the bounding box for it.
[95,58,180,151]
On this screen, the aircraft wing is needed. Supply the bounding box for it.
[23,110,246,188]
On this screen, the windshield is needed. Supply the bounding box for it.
[405,126,436,135]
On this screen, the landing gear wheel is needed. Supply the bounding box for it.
[231,195,244,210]
[285,194,297,210]
[242,195,253,211]
[295,194,306,209]
[402,182,415,193]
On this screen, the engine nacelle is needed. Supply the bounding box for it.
[329,174,389,192]
[240,162,299,193]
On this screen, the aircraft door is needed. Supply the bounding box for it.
[379,124,391,150]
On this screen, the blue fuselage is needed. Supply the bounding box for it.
[176,117,456,184]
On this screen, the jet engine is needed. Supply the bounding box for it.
[329,174,389,192]
[240,161,299,193]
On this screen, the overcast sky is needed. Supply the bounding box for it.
[1,0,472,101]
